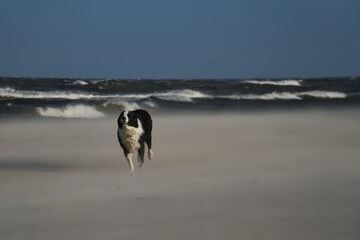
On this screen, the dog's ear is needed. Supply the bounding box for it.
[133,118,139,128]
[128,112,139,127]
[118,111,125,128]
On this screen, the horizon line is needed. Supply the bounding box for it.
[1,75,359,81]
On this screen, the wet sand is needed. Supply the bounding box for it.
[1,110,360,240]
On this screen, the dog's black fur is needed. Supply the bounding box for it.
[117,109,153,170]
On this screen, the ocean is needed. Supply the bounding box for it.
[1,76,360,118]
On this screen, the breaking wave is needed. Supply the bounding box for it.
[154,89,212,102]
[219,91,346,100]
[101,101,140,111]
[244,80,302,86]
[221,92,301,100]
[0,87,209,102]
[72,80,89,86]
[299,91,346,99]
[0,87,106,100]
[37,105,105,118]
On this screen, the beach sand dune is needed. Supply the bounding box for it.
[1,110,360,240]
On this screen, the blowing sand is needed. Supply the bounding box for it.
[1,110,360,240]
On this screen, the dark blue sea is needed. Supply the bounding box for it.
[1,76,360,118]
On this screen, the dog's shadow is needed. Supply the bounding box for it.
[0,160,72,172]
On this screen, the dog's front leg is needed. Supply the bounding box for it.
[126,153,134,171]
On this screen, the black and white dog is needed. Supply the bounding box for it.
[117,109,154,171]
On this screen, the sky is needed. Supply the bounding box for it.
[0,0,360,79]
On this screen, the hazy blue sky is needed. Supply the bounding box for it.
[1,0,359,79]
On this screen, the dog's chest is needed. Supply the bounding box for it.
[118,120,144,152]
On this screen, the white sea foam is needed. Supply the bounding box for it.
[37,105,105,118]
[219,91,347,100]
[73,80,89,86]
[244,92,301,100]
[120,93,152,100]
[223,92,301,100]
[244,80,302,86]
[0,87,99,100]
[299,91,346,99]
[154,89,211,102]
[0,87,19,98]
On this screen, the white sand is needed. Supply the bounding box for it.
[1,110,360,240]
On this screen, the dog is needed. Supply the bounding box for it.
[117,109,154,171]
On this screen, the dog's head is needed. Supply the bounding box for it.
[119,110,138,127]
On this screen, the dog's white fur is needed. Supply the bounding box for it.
[118,119,144,153]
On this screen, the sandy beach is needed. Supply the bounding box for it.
[1,110,360,240]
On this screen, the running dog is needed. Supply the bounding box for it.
[117,109,154,171]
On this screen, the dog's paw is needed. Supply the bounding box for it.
[148,149,154,160]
